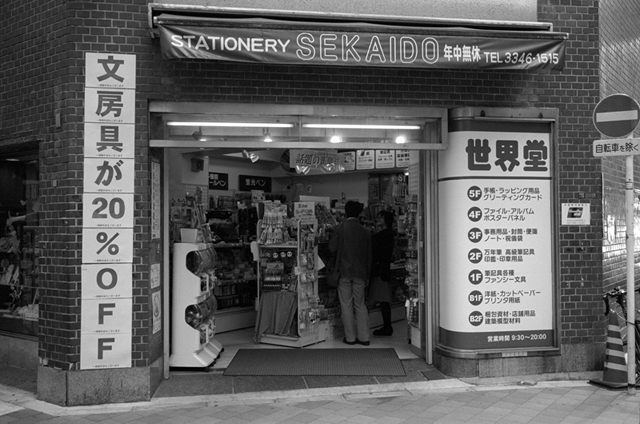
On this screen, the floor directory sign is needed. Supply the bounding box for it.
[438,119,555,350]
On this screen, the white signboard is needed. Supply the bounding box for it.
[82,263,133,299]
[375,150,395,168]
[438,121,554,351]
[80,333,132,369]
[561,203,591,225]
[395,150,411,168]
[82,228,134,263]
[81,298,133,335]
[151,160,161,239]
[150,263,161,290]
[84,87,136,124]
[82,193,134,228]
[85,53,136,89]
[294,202,315,219]
[593,138,640,157]
[152,291,162,334]
[84,122,135,159]
[341,151,356,171]
[83,158,135,193]
[356,150,374,170]
[82,52,136,371]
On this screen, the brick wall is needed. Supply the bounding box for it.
[0,0,617,370]
[599,0,640,311]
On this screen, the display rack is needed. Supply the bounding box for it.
[170,242,223,367]
[254,214,327,347]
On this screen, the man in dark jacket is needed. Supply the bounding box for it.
[328,201,372,345]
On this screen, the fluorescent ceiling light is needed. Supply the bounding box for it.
[168,121,294,128]
[303,124,421,130]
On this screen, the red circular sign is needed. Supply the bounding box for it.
[593,94,640,138]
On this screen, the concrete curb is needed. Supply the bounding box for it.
[0,377,605,417]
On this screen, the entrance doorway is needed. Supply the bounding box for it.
[150,102,445,373]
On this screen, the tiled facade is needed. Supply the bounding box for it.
[2,0,640,406]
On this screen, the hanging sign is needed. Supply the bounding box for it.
[159,25,566,70]
[208,172,229,190]
[289,149,341,169]
[238,174,272,192]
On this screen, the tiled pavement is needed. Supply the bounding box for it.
[0,364,638,423]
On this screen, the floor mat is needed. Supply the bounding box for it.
[223,348,406,376]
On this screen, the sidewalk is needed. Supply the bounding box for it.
[0,366,638,423]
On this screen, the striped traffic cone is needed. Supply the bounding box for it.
[589,311,627,390]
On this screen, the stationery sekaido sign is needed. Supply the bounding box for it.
[159,25,566,70]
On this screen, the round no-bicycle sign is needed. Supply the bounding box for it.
[593,94,640,138]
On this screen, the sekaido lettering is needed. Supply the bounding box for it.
[296,33,439,64]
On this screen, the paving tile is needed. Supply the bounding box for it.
[232,376,307,393]
[303,376,377,389]
[153,373,233,397]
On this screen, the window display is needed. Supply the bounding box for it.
[0,158,39,337]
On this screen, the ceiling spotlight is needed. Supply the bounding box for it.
[192,127,205,141]
[395,134,407,144]
[329,135,343,144]
[263,129,273,143]
[242,149,259,163]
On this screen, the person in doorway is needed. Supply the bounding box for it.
[328,200,372,346]
[368,210,396,336]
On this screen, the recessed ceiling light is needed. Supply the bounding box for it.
[304,124,421,130]
[168,122,294,128]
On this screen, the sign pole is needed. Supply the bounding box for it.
[625,154,636,395]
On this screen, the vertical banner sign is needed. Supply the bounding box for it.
[81,53,136,369]
[438,120,554,350]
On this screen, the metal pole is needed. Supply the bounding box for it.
[625,154,636,395]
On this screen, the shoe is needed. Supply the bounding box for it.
[373,327,393,336]
[343,337,357,345]
[356,339,370,346]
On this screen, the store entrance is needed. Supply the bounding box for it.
[165,146,425,369]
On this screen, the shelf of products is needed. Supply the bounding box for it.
[403,195,420,328]
[0,226,38,336]
[254,202,327,347]
[170,242,223,368]
[212,242,256,310]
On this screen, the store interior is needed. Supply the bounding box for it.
[167,144,423,368]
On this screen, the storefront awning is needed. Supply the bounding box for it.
[151,8,567,71]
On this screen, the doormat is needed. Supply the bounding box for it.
[223,348,406,376]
